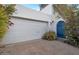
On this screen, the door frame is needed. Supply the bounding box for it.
[57,21,65,38]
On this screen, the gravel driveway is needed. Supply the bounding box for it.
[0,39,79,55]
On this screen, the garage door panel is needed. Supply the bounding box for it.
[2,18,48,44]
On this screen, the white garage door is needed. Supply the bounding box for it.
[2,17,48,44]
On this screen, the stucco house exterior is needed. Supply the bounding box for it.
[2,4,65,44]
[40,4,65,38]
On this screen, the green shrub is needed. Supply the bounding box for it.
[0,20,8,38]
[0,4,15,39]
[42,31,56,41]
[0,7,8,39]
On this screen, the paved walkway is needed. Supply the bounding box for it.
[0,39,79,55]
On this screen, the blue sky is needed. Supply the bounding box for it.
[22,4,40,11]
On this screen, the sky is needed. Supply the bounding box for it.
[22,4,40,11]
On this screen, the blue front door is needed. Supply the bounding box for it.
[57,21,64,38]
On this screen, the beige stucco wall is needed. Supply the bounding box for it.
[2,17,48,44]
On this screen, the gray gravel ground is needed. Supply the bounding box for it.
[0,39,79,55]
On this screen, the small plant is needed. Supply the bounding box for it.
[42,31,56,41]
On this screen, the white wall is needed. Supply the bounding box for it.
[2,5,65,44]
[40,4,65,35]
[40,5,53,16]
[51,18,64,36]
[13,5,50,22]
[40,5,56,21]
[2,17,48,44]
